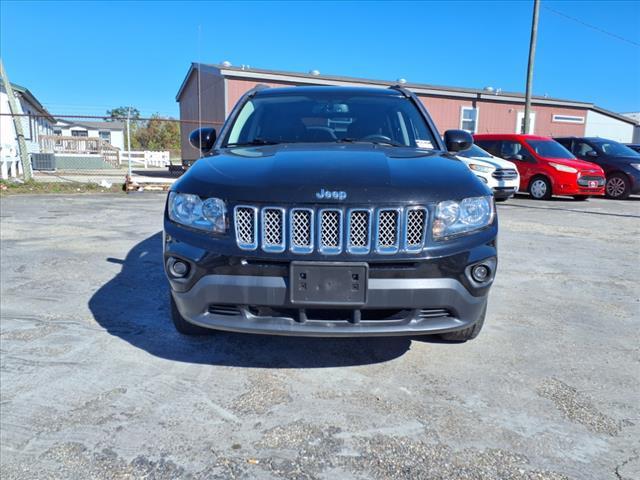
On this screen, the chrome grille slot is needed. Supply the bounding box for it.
[290,208,314,254]
[319,209,342,254]
[405,208,427,252]
[261,207,285,252]
[376,209,400,254]
[234,206,258,250]
[234,205,427,254]
[347,209,371,254]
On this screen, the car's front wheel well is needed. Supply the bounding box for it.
[528,174,551,190]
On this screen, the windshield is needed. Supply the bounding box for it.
[223,92,437,149]
[526,140,575,159]
[457,144,493,159]
[591,139,640,157]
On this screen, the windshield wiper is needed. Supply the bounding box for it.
[337,138,404,147]
[226,138,282,147]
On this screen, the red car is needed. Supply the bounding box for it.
[474,134,605,200]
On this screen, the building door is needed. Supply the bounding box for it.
[516,111,536,134]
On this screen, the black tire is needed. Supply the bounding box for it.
[605,173,631,200]
[440,302,487,342]
[529,176,552,200]
[170,294,213,335]
[572,196,589,201]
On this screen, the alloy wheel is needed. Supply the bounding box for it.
[606,177,626,198]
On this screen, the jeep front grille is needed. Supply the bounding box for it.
[234,205,428,255]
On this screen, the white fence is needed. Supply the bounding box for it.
[119,150,171,168]
[1,157,23,180]
[1,144,23,180]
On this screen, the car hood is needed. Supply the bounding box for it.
[172,143,490,204]
[459,155,519,171]
[544,157,604,172]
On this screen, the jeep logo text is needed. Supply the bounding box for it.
[315,189,347,201]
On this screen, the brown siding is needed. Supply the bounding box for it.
[418,96,586,137]
[226,78,298,113]
[179,70,226,161]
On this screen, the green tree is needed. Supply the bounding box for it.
[106,107,142,149]
[134,114,180,156]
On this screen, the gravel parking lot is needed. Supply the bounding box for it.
[1,193,638,480]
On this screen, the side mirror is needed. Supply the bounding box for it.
[586,150,598,157]
[189,127,217,154]
[444,129,473,153]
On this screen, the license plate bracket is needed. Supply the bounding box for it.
[290,262,368,306]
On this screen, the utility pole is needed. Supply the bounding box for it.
[127,106,132,177]
[0,58,32,180]
[523,0,540,134]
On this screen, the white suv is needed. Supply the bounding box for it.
[457,144,520,201]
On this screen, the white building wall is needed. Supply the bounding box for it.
[585,110,635,143]
[0,88,53,156]
[109,130,125,151]
[55,123,124,150]
[0,90,18,158]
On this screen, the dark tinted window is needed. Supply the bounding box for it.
[500,141,528,160]
[526,140,575,159]
[474,140,500,156]
[555,138,572,150]
[458,144,493,159]
[225,92,437,148]
[591,139,639,157]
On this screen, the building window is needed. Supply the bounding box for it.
[53,129,62,136]
[24,111,33,140]
[99,131,111,143]
[552,114,584,124]
[460,107,478,133]
[71,130,88,137]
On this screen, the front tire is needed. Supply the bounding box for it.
[605,173,631,199]
[440,302,487,342]
[529,177,552,200]
[170,294,212,335]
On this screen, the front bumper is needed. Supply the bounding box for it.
[171,274,489,337]
[164,211,497,337]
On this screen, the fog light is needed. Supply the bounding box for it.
[471,264,490,283]
[168,258,190,278]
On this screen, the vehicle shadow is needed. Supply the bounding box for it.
[88,232,412,368]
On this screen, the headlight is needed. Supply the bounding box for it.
[468,163,494,173]
[433,196,495,239]
[168,192,227,233]
[549,162,578,173]
[631,163,640,171]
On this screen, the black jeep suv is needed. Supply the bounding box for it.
[164,86,497,342]
[554,137,640,199]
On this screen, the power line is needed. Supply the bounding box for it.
[543,4,640,48]
[0,112,223,125]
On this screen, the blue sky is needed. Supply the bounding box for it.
[1,0,639,118]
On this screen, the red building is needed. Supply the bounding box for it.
[176,63,637,161]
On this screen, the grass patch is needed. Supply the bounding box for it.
[0,179,125,196]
